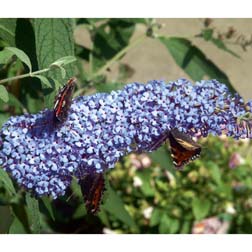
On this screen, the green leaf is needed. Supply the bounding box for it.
[15,19,39,71]
[180,220,191,234]
[25,193,41,233]
[169,218,180,233]
[0,168,16,195]
[73,204,86,219]
[200,28,240,58]
[32,75,52,88]
[75,58,89,83]
[75,44,91,61]
[97,209,110,227]
[11,203,30,233]
[34,19,75,105]
[136,170,155,197]
[41,197,55,221]
[50,64,66,79]
[20,81,44,113]
[159,214,180,234]
[149,145,175,175]
[71,177,83,199]
[50,56,76,68]
[159,214,170,233]
[92,19,135,71]
[122,18,147,24]
[5,46,32,72]
[207,161,222,185]
[150,208,162,226]
[95,82,125,93]
[192,198,211,221]
[0,49,14,65]
[76,18,108,25]
[0,85,9,102]
[10,20,42,113]
[9,217,27,234]
[215,182,232,199]
[71,178,88,217]
[0,19,16,46]
[0,206,13,233]
[8,93,25,112]
[202,28,214,41]
[78,18,146,26]
[102,183,138,232]
[211,38,240,59]
[159,36,236,94]
[0,114,10,128]
[0,93,24,116]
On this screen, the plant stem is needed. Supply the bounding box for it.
[0,68,50,85]
[90,35,146,79]
[74,35,147,97]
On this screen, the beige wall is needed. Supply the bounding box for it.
[75,19,252,101]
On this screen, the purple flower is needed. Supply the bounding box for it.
[192,216,230,234]
[0,78,251,198]
[229,152,245,169]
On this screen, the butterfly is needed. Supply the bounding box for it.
[168,128,201,169]
[149,128,201,169]
[79,172,106,214]
[54,77,76,122]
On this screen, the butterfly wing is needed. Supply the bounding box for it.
[54,77,76,122]
[168,128,201,169]
[79,172,105,214]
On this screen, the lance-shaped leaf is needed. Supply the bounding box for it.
[0,85,9,103]
[0,168,16,195]
[200,28,240,59]
[50,55,76,79]
[50,56,76,68]
[5,47,32,72]
[9,217,27,234]
[32,75,52,88]
[41,197,55,221]
[92,19,136,71]
[192,198,211,221]
[102,183,139,232]
[33,19,75,106]
[0,49,14,66]
[0,19,16,46]
[159,36,236,94]
[25,193,41,233]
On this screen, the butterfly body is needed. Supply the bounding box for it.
[54,77,76,122]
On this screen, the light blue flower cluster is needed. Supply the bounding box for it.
[0,79,251,198]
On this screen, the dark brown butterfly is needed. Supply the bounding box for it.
[168,128,201,169]
[54,77,76,122]
[79,172,106,214]
[149,128,201,169]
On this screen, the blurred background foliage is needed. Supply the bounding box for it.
[0,18,252,234]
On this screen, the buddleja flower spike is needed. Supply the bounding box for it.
[0,78,251,202]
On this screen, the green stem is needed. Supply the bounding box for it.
[90,35,146,79]
[74,35,147,97]
[0,68,50,85]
